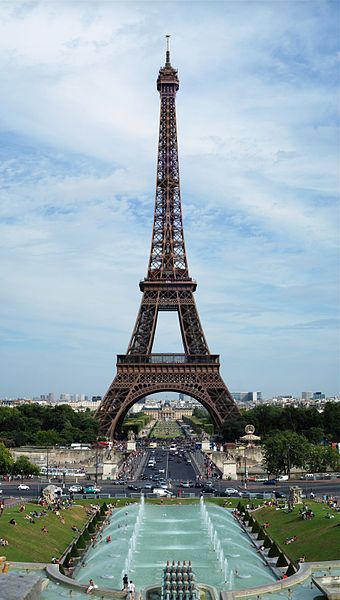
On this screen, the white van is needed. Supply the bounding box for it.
[153,488,172,497]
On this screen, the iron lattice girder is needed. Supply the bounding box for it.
[97,48,240,439]
[96,355,239,439]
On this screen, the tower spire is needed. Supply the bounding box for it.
[165,34,171,66]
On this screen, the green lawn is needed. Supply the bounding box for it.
[149,420,184,438]
[0,502,89,563]
[254,501,340,562]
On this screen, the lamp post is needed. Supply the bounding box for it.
[287,444,291,480]
[244,453,247,490]
[95,440,98,486]
[46,447,49,482]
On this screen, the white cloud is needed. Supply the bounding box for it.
[0,0,338,398]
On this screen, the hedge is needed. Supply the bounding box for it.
[276,552,288,567]
[268,542,280,558]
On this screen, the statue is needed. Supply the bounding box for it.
[201,429,210,441]
[127,429,135,441]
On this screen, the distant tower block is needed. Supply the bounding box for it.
[97,39,240,439]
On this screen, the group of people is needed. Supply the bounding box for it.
[122,574,136,598]
[86,574,136,596]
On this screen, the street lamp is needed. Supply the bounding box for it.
[287,444,291,480]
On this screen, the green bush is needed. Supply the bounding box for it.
[59,564,66,575]
[268,542,280,558]
[248,516,254,527]
[257,527,265,541]
[83,528,90,541]
[63,552,72,567]
[88,522,95,534]
[276,552,288,567]
[252,520,260,534]
[244,510,250,522]
[100,501,108,515]
[286,563,296,577]
[263,535,272,549]
[76,534,86,549]
[70,544,80,558]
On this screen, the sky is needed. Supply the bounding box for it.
[0,0,339,400]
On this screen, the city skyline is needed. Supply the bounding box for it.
[0,1,339,399]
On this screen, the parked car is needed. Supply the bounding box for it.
[143,483,153,490]
[18,484,30,490]
[128,485,142,492]
[263,479,277,485]
[69,485,83,493]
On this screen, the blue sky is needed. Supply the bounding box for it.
[0,0,339,399]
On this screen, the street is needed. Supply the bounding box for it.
[1,445,339,502]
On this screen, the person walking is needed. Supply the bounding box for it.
[122,573,128,590]
[128,580,136,600]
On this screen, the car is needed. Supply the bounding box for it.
[84,486,101,494]
[186,459,192,464]
[263,479,277,485]
[18,484,30,490]
[221,488,239,496]
[0,490,2,495]
[273,491,287,499]
[69,485,83,493]
[143,483,153,489]
[158,468,165,473]
[128,485,142,492]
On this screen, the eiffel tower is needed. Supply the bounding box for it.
[97,39,240,439]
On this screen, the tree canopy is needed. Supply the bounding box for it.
[0,404,98,447]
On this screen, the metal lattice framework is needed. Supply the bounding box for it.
[97,42,240,439]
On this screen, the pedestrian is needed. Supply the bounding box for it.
[86,579,98,594]
[128,580,136,599]
[122,573,129,590]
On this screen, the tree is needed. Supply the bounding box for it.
[262,431,310,476]
[12,456,40,478]
[0,442,14,475]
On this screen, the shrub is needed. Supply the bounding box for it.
[263,535,272,549]
[76,534,86,549]
[100,501,108,516]
[244,510,250,522]
[88,522,95,534]
[248,516,254,527]
[70,544,80,558]
[252,520,260,534]
[59,564,66,575]
[276,552,288,567]
[286,563,296,577]
[63,552,72,567]
[268,542,280,558]
[257,527,265,541]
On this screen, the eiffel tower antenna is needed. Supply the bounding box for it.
[97,42,240,439]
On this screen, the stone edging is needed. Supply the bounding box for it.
[46,564,127,598]
[220,560,340,599]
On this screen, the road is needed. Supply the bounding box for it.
[1,445,339,501]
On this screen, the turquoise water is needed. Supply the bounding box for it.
[74,500,276,591]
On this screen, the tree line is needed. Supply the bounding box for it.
[0,404,98,447]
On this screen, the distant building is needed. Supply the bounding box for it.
[232,391,262,403]
[313,391,325,400]
[301,391,313,401]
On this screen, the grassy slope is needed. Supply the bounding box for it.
[254,501,340,562]
[0,503,89,562]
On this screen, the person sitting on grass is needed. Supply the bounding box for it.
[0,539,8,546]
[9,518,17,526]
[41,525,48,533]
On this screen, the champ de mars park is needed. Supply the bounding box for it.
[0,3,339,600]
